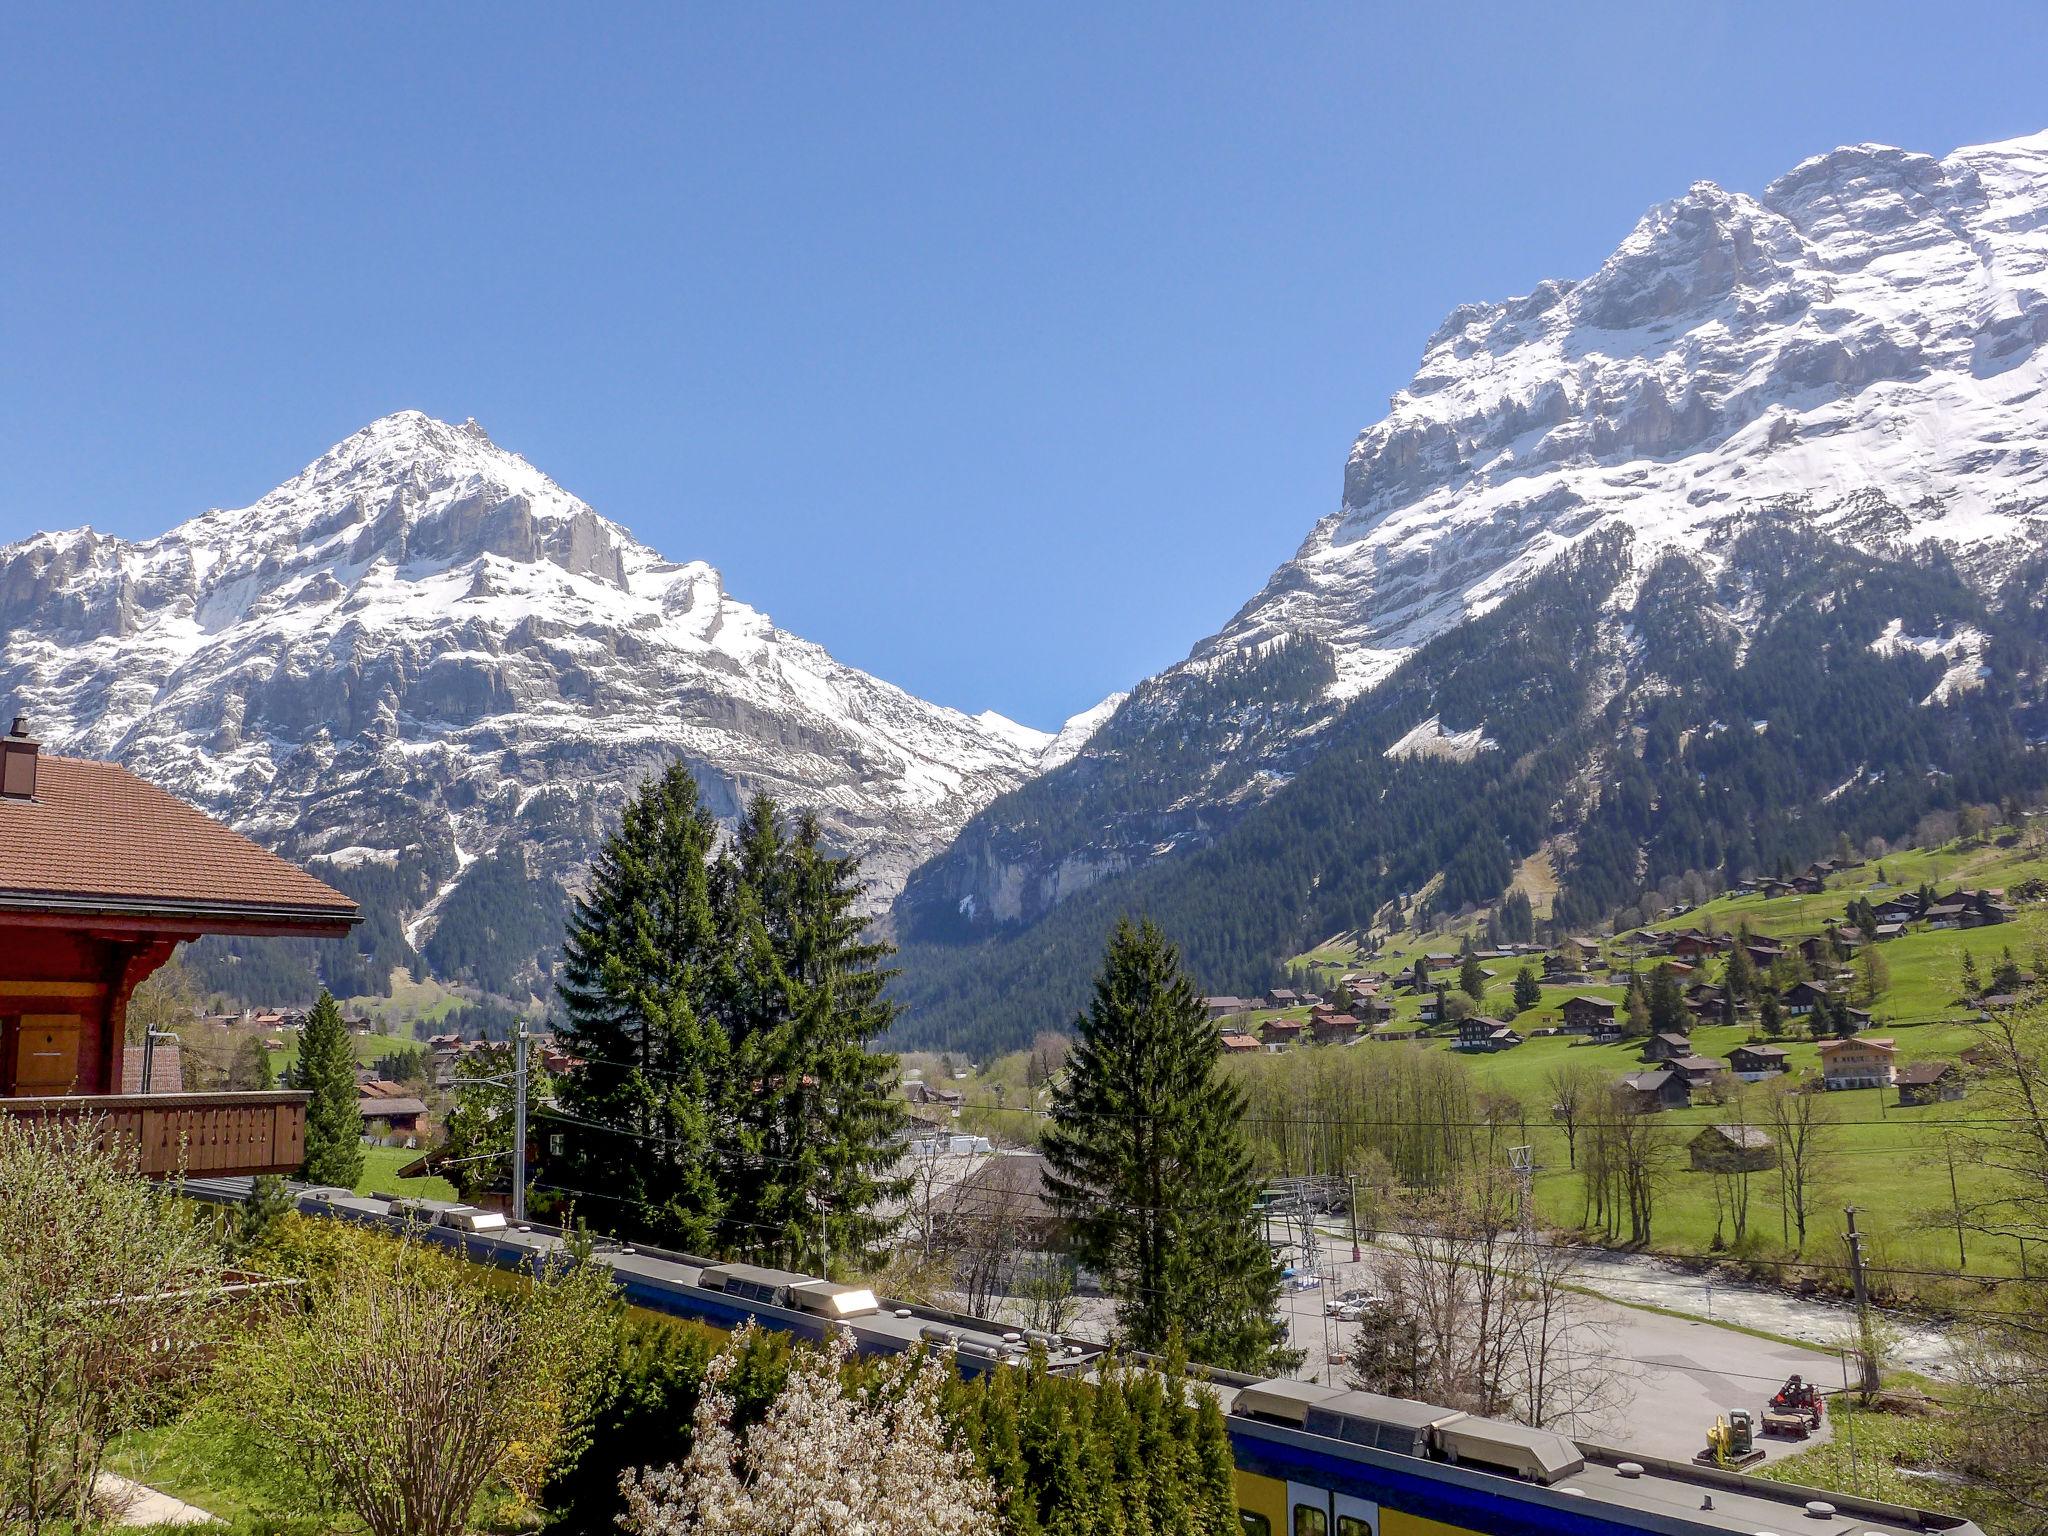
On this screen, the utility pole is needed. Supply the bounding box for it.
[1844,1205,1879,1397]
[512,1023,529,1223]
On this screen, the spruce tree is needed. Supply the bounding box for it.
[554,763,729,1249]
[1622,970,1650,1040]
[299,990,364,1189]
[1724,942,1756,1004]
[1042,918,1290,1372]
[718,798,906,1270]
[1511,965,1541,1015]
[1458,950,1487,1004]
[1759,992,1785,1039]
[1647,964,1688,1034]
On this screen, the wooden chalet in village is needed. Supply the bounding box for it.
[1726,1043,1790,1081]
[1617,1069,1692,1113]
[1896,1060,1965,1106]
[0,720,360,1176]
[1560,995,1616,1033]
[1818,1036,1898,1090]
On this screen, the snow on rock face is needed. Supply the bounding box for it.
[1868,618,1992,704]
[0,412,1055,926]
[1198,128,2048,698]
[1382,716,1498,763]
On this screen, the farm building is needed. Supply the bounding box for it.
[1688,1124,1778,1173]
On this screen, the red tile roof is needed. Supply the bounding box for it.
[0,754,358,928]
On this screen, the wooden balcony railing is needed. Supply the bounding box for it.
[0,1090,309,1177]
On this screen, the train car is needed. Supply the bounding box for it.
[1225,1380,1979,1536]
[180,1179,1982,1536]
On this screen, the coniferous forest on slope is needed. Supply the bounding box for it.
[888,519,2048,1055]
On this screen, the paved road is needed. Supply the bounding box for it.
[1274,1252,1843,1466]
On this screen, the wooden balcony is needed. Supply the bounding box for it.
[0,1090,308,1177]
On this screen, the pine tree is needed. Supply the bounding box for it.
[1759,992,1785,1039]
[1042,918,1290,1371]
[554,763,730,1249]
[299,990,364,1189]
[1459,950,1487,1004]
[1621,970,1650,1040]
[719,798,907,1270]
[1992,947,2025,997]
[1647,964,1688,1034]
[1511,965,1542,1014]
[1961,950,1983,1000]
[1723,942,1756,1004]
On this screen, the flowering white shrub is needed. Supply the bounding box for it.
[620,1323,996,1536]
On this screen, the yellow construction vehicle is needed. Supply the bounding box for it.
[1697,1408,1763,1469]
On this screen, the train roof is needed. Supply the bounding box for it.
[181,1179,1979,1536]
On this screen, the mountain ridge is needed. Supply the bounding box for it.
[0,410,1110,997]
[897,127,2048,948]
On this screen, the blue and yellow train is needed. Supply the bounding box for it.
[189,1181,1983,1536]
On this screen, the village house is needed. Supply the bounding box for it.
[1670,1054,1725,1091]
[1896,1060,1966,1106]
[1743,938,1790,969]
[1818,1036,1898,1090]
[1726,1043,1791,1081]
[1688,1124,1778,1173]
[1217,1031,1262,1055]
[1312,1012,1363,1046]
[1204,995,1258,1021]
[1560,995,1617,1034]
[1618,1069,1692,1113]
[1455,1017,1520,1052]
[1781,979,1837,1018]
[0,720,361,1177]
[1586,1017,1624,1045]
[1261,1017,1304,1047]
[1641,1031,1693,1064]
[1666,931,1726,961]
[358,1079,428,1144]
[1264,988,1302,1009]
[1874,894,1924,924]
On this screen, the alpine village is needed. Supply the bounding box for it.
[9,16,2048,1536]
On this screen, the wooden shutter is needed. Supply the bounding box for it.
[15,1013,82,1092]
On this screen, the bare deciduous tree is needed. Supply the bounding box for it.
[1545,1062,1604,1171]
[621,1322,996,1536]
[0,1116,226,1536]
[1763,1076,1835,1252]
[1352,1170,1613,1432]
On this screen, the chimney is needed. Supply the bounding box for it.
[1,716,39,800]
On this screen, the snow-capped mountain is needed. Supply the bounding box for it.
[1213,131,2048,692]
[898,128,2048,944]
[0,411,1105,992]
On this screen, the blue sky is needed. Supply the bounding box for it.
[4,6,2046,728]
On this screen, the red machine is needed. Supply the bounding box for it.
[1762,1374,1826,1438]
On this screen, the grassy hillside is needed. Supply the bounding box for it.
[1236,825,2048,1290]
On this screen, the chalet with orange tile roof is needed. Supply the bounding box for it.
[0,718,359,1175]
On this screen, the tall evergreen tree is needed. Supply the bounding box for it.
[299,990,363,1189]
[1646,963,1688,1034]
[1042,918,1290,1372]
[1458,950,1487,1004]
[553,763,730,1249]
[1511,965,1542,1014]
[1723,942,1756,1004]
[719,798,906,1271]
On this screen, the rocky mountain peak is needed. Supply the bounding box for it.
[0,416,1113,994]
